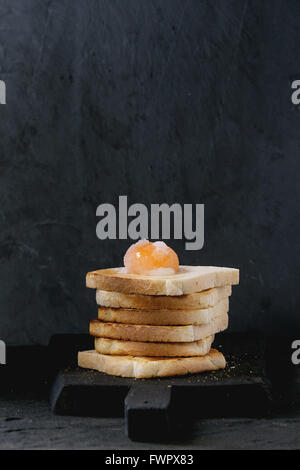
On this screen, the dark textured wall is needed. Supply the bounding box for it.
[0,0,299,345]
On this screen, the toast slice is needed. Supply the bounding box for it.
[90,313,228,342]
[96,285,232,309]
[97,297,229,325]
[78,348,226,378]
[87,265,239,296]
[94,335,214,357]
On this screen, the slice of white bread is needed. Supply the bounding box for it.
[96,285,232,309]
[87,266,239,296]
[94,335,214,357]
[90,313,228,343]
[97,298,229,326]
[78,348,226,378]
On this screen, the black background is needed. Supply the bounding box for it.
[0,0,299,345]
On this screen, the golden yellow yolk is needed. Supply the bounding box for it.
[123,240,179,275]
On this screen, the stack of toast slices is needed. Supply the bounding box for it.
[78,266,239,378]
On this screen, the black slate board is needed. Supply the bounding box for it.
[49,333,271,440]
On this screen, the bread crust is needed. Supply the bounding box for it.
[96,285,232,309]
[78,348,226,378]
[97,298,229,325]
[94,335,214,357]
[87,266,239,296]
[90,313,228,342]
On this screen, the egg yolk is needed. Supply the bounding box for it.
[123,240,179,276]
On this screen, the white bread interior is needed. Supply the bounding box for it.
[78,348,226,378]
[97,297,229,325]
[96,285,232,309]
[87,265,239,296]
[94,335,214,357]
[90,313,228,343]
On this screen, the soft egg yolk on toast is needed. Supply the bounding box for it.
[123,240,179,276]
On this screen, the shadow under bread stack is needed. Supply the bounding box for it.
[78,262,239,379]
